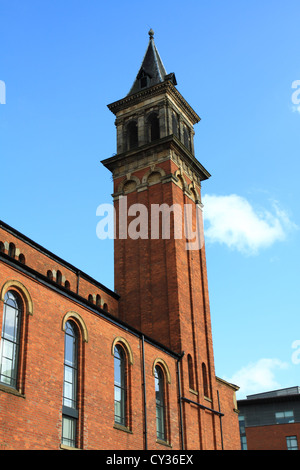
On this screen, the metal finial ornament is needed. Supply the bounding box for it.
[148,29,154,40]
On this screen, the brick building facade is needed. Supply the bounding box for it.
[0,31,240,450]
[238,387,300,450]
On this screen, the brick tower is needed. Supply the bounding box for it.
[102,30,221,449]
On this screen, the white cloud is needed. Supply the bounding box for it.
[224,358,289,398]
[202,194,296,255]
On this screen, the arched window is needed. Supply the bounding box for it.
[19,254,25,264]
[0,291,22,388]
[0,242,4,253]
[127,121,138,150]
[123,180,137,194]
[103,303,108,312]
[62,320,79,448]
[148,113,160,142]
[64,280,70,290]
[88,294,93,304]
[190,188,197,202]
[47,270,53,281]
[114,344,127,427]
[202,362,209,398]
[155,365,166,441]
[8,243,15,258]
[96,294,101,307]
[187,354,195,390]
[56,271,62,285]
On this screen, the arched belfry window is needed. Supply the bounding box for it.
[114,344,127,427]
[0,291,22,388]
[155,365,166,441]
[127,121,138,150]
[148,113,160,142]
[62,320,79,448]
[183,125,191,151]
[172,112,179,138]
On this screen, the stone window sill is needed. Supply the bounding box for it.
[156,438,172,448]
[113,423,133,434]
[60,444,80,451]
[0,382,25,398]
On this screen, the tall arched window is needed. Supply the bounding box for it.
[155,365,166,441]
[62,321,79,448]
[114,344,126,427]
[0,242,5,253]
[0,291,22,388]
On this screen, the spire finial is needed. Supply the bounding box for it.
[148,28,154,40]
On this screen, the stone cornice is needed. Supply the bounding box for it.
[101,134,211,182]
[107,80,201,125]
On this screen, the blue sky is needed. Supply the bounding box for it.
[1,0,300,399]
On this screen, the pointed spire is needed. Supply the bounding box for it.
[127,30,176,96]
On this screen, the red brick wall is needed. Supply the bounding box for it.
[216,378,241,450]
[0,252,240,450]
[246,423,300,450]
[0,163,241,450]
[0,261,182,450]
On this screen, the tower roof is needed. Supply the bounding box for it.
[127,29,176,96]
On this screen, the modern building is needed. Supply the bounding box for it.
[238,387,300,450]
[0,31,240,450]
